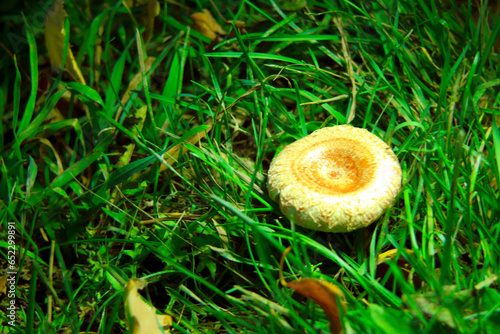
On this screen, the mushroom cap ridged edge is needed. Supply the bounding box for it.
[267,125,402,232]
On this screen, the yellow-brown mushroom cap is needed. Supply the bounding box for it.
[267,125,402,232]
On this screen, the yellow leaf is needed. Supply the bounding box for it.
[377,248,414,271]
[124,279,173,334]
[376,248,423,290]
[377,248,414,264]
[45,0,86,84]
[191,9,226,40]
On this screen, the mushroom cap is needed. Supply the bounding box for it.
[267,125,402,232]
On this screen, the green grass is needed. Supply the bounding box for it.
[1,0,500,333]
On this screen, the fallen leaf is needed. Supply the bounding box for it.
[191,9,226,40]
[280,246,347,334]
[124,279,173,334]
[376,248,423,290]
[287,278,347,334]
[377,248,414,264]
[45,0,86,84]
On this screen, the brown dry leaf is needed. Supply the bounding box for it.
[124,279,173,334]
[191,9,227,40]
[45,0,86,84]
[280,246,347,334]
[287,278,347,334]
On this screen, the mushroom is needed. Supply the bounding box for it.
[267,125,402,232]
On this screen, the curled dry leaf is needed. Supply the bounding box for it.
[287,278,347,334]
[191,9,227,40]
[124,279,172,334]
[45,0,86,84]
[280,246,347,334]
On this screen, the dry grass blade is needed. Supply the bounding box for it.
[333,16,356,123]
[115,56,156,122]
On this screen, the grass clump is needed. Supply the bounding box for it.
[0,0,499,333]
